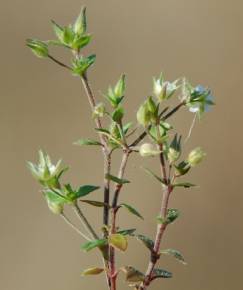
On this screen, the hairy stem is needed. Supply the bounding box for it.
[73,203,99,240]
[109,150,131,290]
[60,212,91,241]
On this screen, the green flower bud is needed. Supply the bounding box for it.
[114,74,126,98]
[136,102,151,127]
[47,200,64,214]
[187,147,206,167]
[73,7,87,36]
[93,102,105,118]
[26,39,48,58]
[168,134,181,163]
[139,143,160,157]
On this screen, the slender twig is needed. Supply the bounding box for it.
[48,55,71,70]
[109,150,131,290]
[60,213,91,241]
[73,203,99,240]
[139,125,173,290]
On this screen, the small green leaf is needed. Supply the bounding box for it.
[166,208,180,224]
[120,203,144,220]
[82,267,104,276]
[80,200,109,207]
[142,167,165,184]
[105,173,130,185]
[112,106,124,123]
[117,229,136,236]
[51,20,64,42]
[152,268,172,279]
[121,266,145,283]
[108,234,128,251]
[76,185,100,198]
[72,34,92,50]
[72,54,96,76]
[174,161,191,176]
[173,182,196,188]
[81,239,107,252]
[160,249,187,265]
[134,234,154,251]
[74,138,102,146]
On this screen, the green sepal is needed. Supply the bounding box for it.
[105,173,130,184]
[174,161,191,176]
[72,34,92,50]
[51,20,64,42]
[119,203,144,220]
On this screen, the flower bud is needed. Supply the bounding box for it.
[26,39,48,58]
[136,102,151,127]
[114,74,126,98]
[73,7,87,36]
[93,102,105,118]
[47,200,63,214]
[139,143,160,157]
[168,134,181,163]
[168,148,180,163]
[187,147,206,166]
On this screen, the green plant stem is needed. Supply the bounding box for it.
[73,203,99,240]
[139,126,173,290]
[48,55,71,70]
[109,150,131,290]
[60,212,91,241]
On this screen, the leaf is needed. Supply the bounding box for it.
[166,208,180,224]
[121,266,145,283]
[76,185,100,198]
[117,229,136,236]
[72,34,92,50]
[74,138,102,146]
[81,239,107,252]
[82,267,104,276]
[160,249,187,265]
[120,203,144,220]
[173,182,196,188]
[80,200,109,207]
[152,268,172,279]
[112,106,124,123]
[51,20,64,42]
[108,234,128,251]
[43,189,67,203]
[105,173,130,185]
[134,234,154,251]
[142,167,165,185]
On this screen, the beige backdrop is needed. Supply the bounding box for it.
[1,0,243,290]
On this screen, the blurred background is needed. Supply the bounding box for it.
[1,0,243,289]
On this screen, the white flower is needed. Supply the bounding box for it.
[153,75,179,101]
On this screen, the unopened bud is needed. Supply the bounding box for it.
[139,143,160,157]
[187,147,206,167]
[47,200,63,214]
[93,102,105,118]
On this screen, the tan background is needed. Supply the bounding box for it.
[1,0,243,289]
